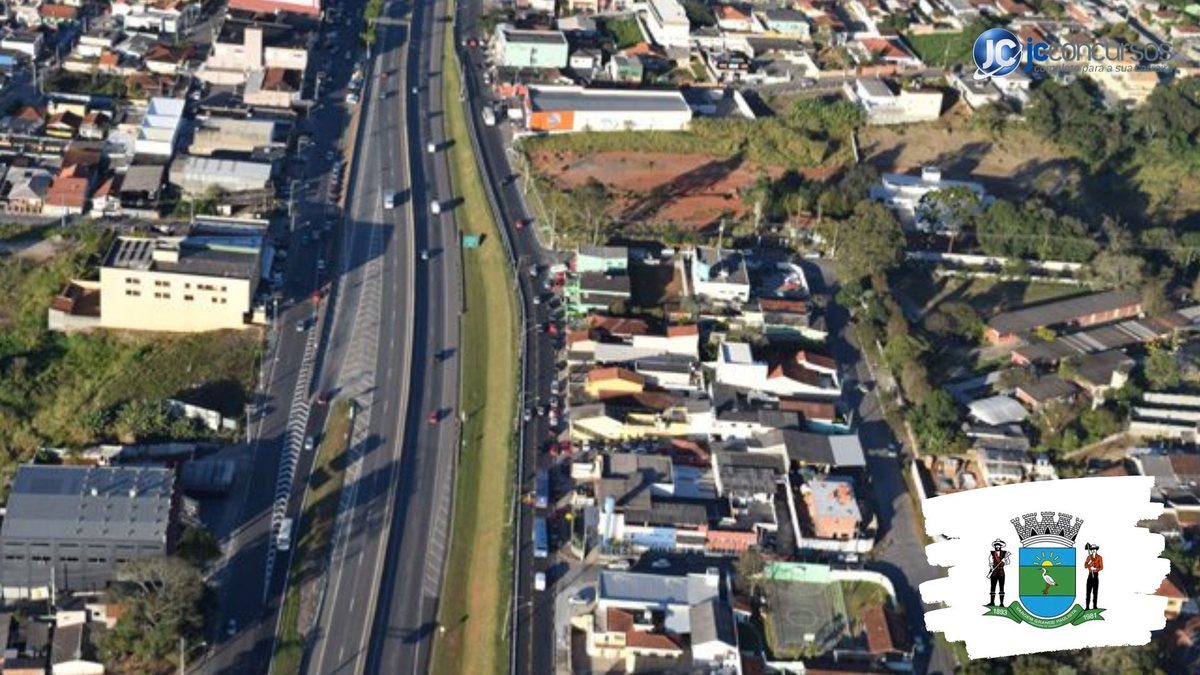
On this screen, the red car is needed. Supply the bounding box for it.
[514,219,526,230]
[428,410,439,425]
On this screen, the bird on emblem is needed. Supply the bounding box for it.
[1041,567,1057,595]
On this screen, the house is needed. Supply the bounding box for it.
[641,0,691,49]
[803,477,861,539]
[1065,349,1134,403]
[1157,571,1189,620]
[117,163,167,217]
[114,0,202,33]
[690,247,750,304]
[949,71,1002,109]
[244,66,302,108]
[228,0,320,16]
[50,620,104,675]
[576,569,740,673]
[967,396,1028,426]
[1,30,43,59]
[1133,449,1200,521]
[143,43,190,75]
[0,105,46,136]
[198,18,309,86]
[169,156,273,195]
[576,245,628,273]
[984,290,1143,344]
[714,341,841,398]
[566,271,632,314]
[1015,374,1080,411]
[38,3,80,26]
[0,465,176,595]
[89,220,266,332]
[716,5,756,32]
[524,85,692,133]
[760,8,810,37]
[491,25,569,69]
[585,367,648,398]
[746,428,867,471]
[44,164,93,216]
[2,166,54,215]
[870,167,987,232]
[45,111,83,139]
[134,97,185,157]
[79,111,111,140]
[848,78,943,125]
[852,36,922,68]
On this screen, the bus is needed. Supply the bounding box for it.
[535,468,550,509]
[276,518,293,552]
[533,515,549,559]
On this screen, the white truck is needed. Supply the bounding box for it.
[276,518,293,551]
[481,106,495,126]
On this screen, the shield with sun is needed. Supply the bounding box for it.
[1018,545,1076,619]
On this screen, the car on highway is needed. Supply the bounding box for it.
[534,571,546,591]
[430,200,442,215]
[304,436,316,452]
[276,517,293,551]
[226,619,238,637]
[384,190,396,209]
[568,587,593,606]
[420,250,430,261]
[428,410,440,425]
[536,405,546,417]
[427,142,437,154]
[295,319,308,332]
[523,408,532,422]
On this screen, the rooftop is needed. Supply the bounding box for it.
[988,290,1141,335]
[104,228,264,280]
[529,86,691,114]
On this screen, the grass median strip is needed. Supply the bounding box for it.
[431,8,519,675]
[272,400,354,675]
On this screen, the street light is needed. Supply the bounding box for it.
[178,637,207,675]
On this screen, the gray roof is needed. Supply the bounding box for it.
[598,569,721,608]
[1,465,174,544]
[529,87,691,114]
[120,164,166,194]
[988,290,1141,335]
[104,232,262,279]
[578,272,631,293]
[1073,349,1134,386]
[579,244,628,259]
[1018,374,1079,404]
[968,396,1028,426]
[502,28,568,46]
[690,600,737,647]
[750,429,866,468]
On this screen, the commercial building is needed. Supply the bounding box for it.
[714,342,842,398]
[228,0,320,16]
[94,220,266,332]
[491,25,570,69]
[133,97,184,157]
[984,290,1143,344]
[524,86,692,133]
[189,117,278,157]
[199,18,310,86]
[848,78,943,125]
[0,465,177,597]
[641,0,691,49]
[170,155,273,194]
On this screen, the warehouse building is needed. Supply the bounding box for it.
[0,465,177,598]
[524,86,692,133]
[169,156,273,195]
[189,117,278,157]
[985,290,1143,344]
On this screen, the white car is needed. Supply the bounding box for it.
[427,142,437,154]
[534,571,546,591]
[430,200,442,215]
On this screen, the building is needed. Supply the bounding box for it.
[746,428,867,471]
[115,0,202,34]
[576,245,628,273]
[44,164,93,216]
[760,8,809,37]
[491,25,570,69]
[690,247,750,304]
[133,97,184,157]
[524,86,692,133]
[1014,374,1079,411]
[848,78,943,125]
[170,156,273,195]
[189,117,278,157]
[3,166,54,215]
[0,465,176,597]
[984,290,1142,344]
[1134,449,1200,521]
[803,477,861,539]
[714,342,841,398]
[1129,393,1200,442]
[641,0,690,49]
[1090,57,1159,107]
[576,569,741,673]
[566,271,632,313]
[228,0,320,15]
[870,167,987,231]
[199,18,309,86]
[93,220,266,332]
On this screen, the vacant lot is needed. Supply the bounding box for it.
[859,108,1078,201]
[898,272,1083,320]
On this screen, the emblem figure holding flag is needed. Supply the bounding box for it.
[987,538,1010,607]
[1084,543,1103,610]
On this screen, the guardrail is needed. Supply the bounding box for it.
[448,11,530,675]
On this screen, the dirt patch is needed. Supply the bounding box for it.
[531,150,834,231]
[858,105,1077,201]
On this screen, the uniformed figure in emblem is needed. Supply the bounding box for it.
[1084,542,1103,610]
[987,538,1011,607]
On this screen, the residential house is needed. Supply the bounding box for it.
[2,166,53,215]
[1134,449,1200,524]
[1157,572,1189,620]
[870,166,987,231]
[586,366,648,398]
[714,341,841,398]
[79,111,111,140]
[1064,349,1134,404]
[690,247,750,304]
[117,163,167,217]
[114,0,202,34]
[143,43,190,75]
[1014,374,1080,411]
[803,477,861,539]
[49,620,104,675]
[198,18,309,87]
[567,271,632,314]
[760,8,810,37]
[576,245,628,273]
[716,5,756,32]
[228,0,320,15]
[38,3,79,27]
[852,36,922,68]
[746,428,867,472]
[46,111,82,139]
[984,290,1143,344]
[1,30,42,59]
[0,105,46,136]
[0,465,176,595]
[244,66,303,107]
[44,164,93,216]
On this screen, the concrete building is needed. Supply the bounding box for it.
[0,465,176,597]
[641,0,691,49]
[169,156,273,195]
[576,245,629,273]
[870,167,987,232]
[228,0,320,15]
[491,25,570,69]
[848,78,943,125]
[759,8,810,37]
[189,117,277,157]
[714,342,841,398]
[199,18,309,86]
[133,97,184,157]
[96,220,265,332]
[689,247,750,304]
[524,86,692,133]
[804,478,862,540]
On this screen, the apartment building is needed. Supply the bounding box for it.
[641,0,690,49]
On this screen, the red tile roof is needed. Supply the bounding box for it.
[863,605,895,653]
[666,324,699,337]
[624,629,684,652]
[587,366,646,387]
[46,164,91,208]
[796,350,836,370]
[588,315,649,336]
[39,3,79,19]
[1158,572,1188,600]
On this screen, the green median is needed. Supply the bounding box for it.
[430,4,520,675]
[272,400,354,675]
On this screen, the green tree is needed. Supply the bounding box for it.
[1144,347,1182,390]
[176,526,221,569]
[99,557,206,672]
[907,390,966,454]
[1088,251,1145,289]
[832,201,904,284]
[1079,406,1122,442]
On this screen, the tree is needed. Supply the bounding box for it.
[100,557,206,672]
[176,526,220,569]
[900,360,932,403]
[919,186,982,235]
[1088,251,1145,289]
[735,548,765,595]
[1141,280,1172,317]
[1144,347,1181,390]
[907,390,966,454]
[572,177,612,245]
[1079,406,1122,442]
[832,201,904,284]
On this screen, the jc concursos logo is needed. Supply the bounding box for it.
[973,27,1022,80]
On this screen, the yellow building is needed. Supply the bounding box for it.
[1089,57,1158,107]
[97,222,264,332]
[585,367,646,399]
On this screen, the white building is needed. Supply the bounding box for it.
[870,167,988,232]
[714,342,841,398]
[134,97,185,157]
[525,86,692,133]
[170,156,273,195]
[689,247,750,304]
[847,78,943,125]
[641,0,691,49]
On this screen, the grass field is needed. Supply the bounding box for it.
[273,400,353,675]
[430,11,519,675]
[899,273,1082,319]
[901,30,974,69]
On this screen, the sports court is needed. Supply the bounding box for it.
[763,575,850,654]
